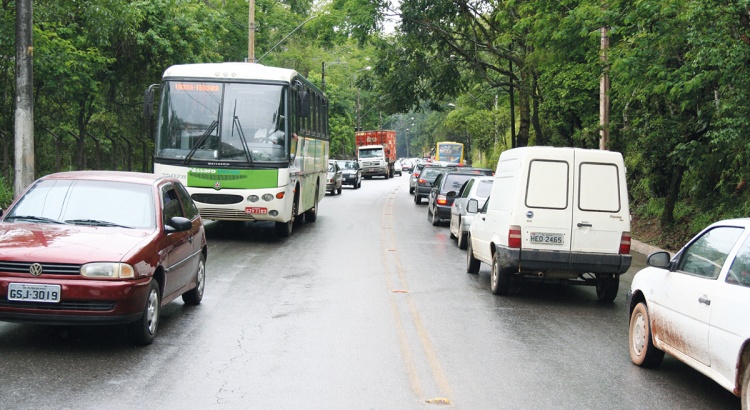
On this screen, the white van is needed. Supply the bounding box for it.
[466,146,632,301]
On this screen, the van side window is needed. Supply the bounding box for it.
[678,226,742,279]
[578,162,621,212]
[526,160,568,209]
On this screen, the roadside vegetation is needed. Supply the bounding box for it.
[2,0,750,248]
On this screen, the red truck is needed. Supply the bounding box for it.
[355,130,397,179]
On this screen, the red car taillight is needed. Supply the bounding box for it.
[437,195,447,206]
[619,232,631,254]
[509,225,522,248]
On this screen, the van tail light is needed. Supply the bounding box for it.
[437,195,447,205]
[509,225,522,249]
[619,232,631,254]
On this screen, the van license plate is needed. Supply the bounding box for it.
[530,233,564,245]
[8,283,61,303]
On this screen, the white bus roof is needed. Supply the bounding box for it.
[162,62,299,83]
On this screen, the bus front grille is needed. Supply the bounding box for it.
[191,194,244,205]
[199,208,256,221]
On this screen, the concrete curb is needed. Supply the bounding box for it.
[631,239,672,256]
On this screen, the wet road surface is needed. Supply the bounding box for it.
[0,175,740,409]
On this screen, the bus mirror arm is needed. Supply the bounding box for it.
[143,84,160,117]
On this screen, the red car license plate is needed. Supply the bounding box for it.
[245,207,268,215]
[8,283,61,303]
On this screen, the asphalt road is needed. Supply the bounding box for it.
[0,174,740,409]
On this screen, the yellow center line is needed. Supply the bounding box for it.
[381,187,453,404]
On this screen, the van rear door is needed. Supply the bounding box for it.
[570,149,629,256]
[522,149,575,253]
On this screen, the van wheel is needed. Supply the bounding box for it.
[628,302,664,367]
[596,274,619,302]
[490,252,511,295]
[466,239,480,274]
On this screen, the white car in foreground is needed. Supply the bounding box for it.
[627,218,750,406]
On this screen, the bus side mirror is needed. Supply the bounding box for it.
[143,84,159,117]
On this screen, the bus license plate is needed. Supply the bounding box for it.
[246,207,268,215]
[530,232,564,245]
[8,283,61,303]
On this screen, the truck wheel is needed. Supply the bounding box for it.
[490,252,511,295]
[628,302,664,367]
[596,273,619,302]
[466,239,480,274]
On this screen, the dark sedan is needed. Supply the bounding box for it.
[336,160,362,189]
[414,165,456,204]
[0,171,207,345]
[427,169,493,226]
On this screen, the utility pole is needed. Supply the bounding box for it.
[248,0,255,62]
[599,26,610,150]
[15,0,34,197]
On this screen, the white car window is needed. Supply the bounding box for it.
[727,234,750,287]
[678,226,743,279]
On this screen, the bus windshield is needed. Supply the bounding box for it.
[156,81,287,164]
[438,143,463,163]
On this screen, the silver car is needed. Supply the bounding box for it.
[408,163,425,195]
[449,176,493,249]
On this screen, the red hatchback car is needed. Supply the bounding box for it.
[0,171,207,345]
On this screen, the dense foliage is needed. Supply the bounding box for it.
[3,0,750,246]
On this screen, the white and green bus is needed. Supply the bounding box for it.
[145,63,328,237]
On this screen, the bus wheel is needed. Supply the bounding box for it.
[305,187,319,223]
[276,199,297,237]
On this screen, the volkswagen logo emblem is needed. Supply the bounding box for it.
[214,181,221,191]
[29,263,43,277]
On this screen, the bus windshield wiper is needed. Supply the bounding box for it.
[7,215,65,224]
[231,100,253,166]
[184,119,219,165]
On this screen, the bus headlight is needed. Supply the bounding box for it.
[248,195,259,202]
[262,194,274,202]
